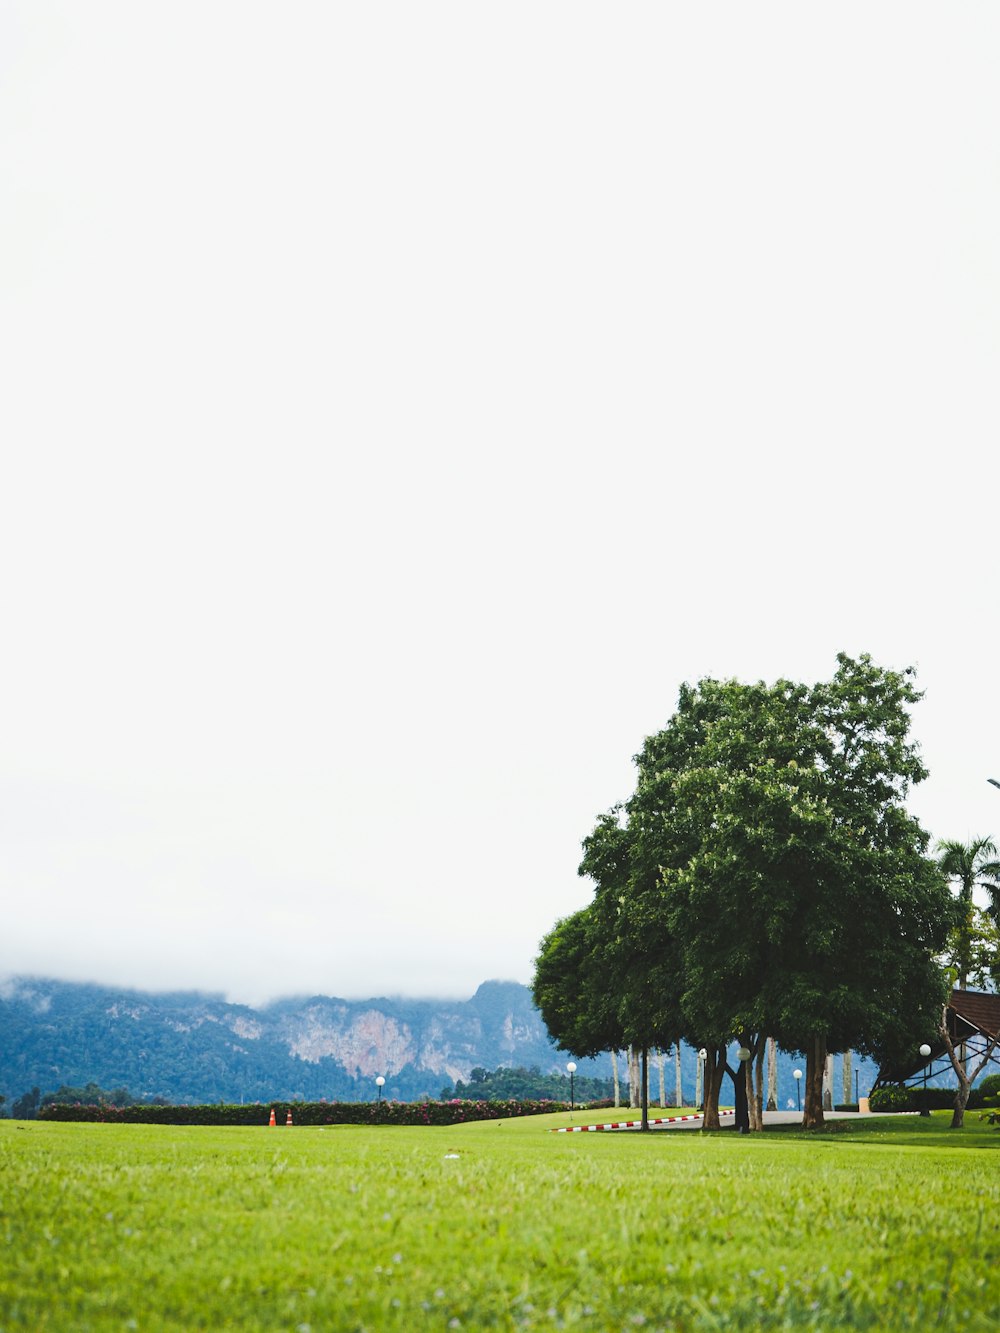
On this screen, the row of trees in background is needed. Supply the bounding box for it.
[533,654,965,1131]
[441,1066,614,1102]
[2,1083,174,1118]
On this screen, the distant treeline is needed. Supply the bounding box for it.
[3,1082,173,1118]
[441,1065,614,1102]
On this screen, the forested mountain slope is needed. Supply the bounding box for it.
[0,976,609,1104]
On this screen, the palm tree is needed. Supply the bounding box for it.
[935,836,1000,989]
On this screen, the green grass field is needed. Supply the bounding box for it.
[1,1112,997,1330]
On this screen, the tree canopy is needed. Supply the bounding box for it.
[533,654,956,1129]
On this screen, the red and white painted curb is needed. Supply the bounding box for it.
[554,1110,736,1133]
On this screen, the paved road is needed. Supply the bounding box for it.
[654,1109,873,1130]
[559,1109,871,1133]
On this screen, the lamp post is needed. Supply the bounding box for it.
[793,1068,802,1112]
[566,1061,577,1111]
[375,1075,385,1120]
[918,1043,932,1117]
[697,1049,707,1112]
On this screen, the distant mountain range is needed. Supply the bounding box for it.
[0,975,881,1107]
[0,976,613,1105]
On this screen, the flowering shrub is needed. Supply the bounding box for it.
[38,1098,571,1127]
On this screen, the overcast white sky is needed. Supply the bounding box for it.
[2,3,999,1007]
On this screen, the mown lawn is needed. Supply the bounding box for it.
[0,1112,997,1330]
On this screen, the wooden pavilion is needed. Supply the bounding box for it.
[873,988,1000,1089]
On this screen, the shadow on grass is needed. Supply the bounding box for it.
[755,1114,1000,1151]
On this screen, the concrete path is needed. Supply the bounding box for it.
[557,1109,871,1133]
[652,1109,871,1130]
[656,1109,876,1130]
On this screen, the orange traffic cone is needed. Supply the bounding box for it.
[268,1108,276,1126]
[286,1109,293,1126]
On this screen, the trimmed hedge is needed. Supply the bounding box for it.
[869,1085,987,1113]
[37,1098,571,1127]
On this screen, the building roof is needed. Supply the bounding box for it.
[874,989,1000,1087]
[948,988,1000,1041]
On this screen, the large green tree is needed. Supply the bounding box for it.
[612,655,953,1130]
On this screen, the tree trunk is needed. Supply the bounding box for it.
[938,1004,997,1128]
[753,1042,765,1130]
[842,1050,853,1106]
[951,1075,972,1129]
[702,1048,727,1130]
[656,1049,666,1108]
[939,1005,970,1127]
[628,1046,641,1109]
[675,1045,683,1109]
[733,1061,749,1132]
[766,1037,778,1111]
[823,1053,834,1111]
[695,1051,703,1112]
[803,1035,827,1128]
[611,1050,620,1109]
